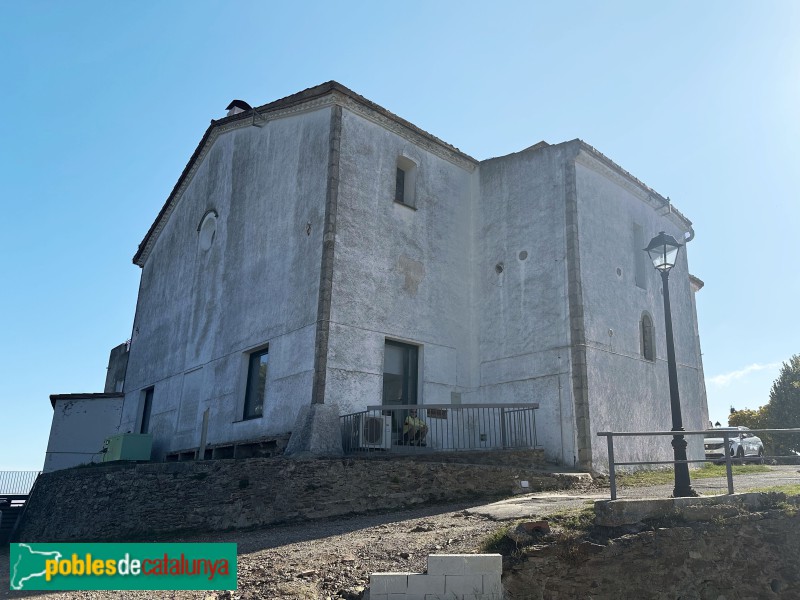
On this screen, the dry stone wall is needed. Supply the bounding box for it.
[503,510,800,599]
[17,453,555,542]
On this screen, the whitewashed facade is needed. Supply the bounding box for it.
[48,82,709,471]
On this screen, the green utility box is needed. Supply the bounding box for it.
[102,433,153,462]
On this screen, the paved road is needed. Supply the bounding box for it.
[467,465,800,520]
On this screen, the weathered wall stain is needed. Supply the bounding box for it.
[397,255,425,296]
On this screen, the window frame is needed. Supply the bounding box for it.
[394,156,418,209]
[140,387,154,434]
[243,346,269,420]
[382,339,419,406]
[197,209,218,252]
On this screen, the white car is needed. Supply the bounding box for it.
[704,426,764,464]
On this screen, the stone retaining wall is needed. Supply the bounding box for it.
[16,453,560,542]
[504,509,800,599]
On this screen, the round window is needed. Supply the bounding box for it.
[199,212,217,251]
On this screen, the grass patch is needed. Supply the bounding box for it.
[479,506,598,556]
[615,469,675,487]
[547,505,596,533]
[615,464,772,488]
[694,463,771,479]
[479,524,513,554]
[737,483,800,496]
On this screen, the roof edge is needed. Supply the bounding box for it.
[50,392,124,409]
[132,81,478,267]
[572,139,693,229]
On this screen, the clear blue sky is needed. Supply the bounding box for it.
[1,1,797,470]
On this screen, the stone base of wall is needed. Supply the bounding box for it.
[503,509,800,599]
[16,453,573,542]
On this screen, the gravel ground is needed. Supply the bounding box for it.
[1,501,508,600]
[2,466,797,600]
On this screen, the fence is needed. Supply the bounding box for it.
[341,403,539,454]
[0,471,40,496]
[597,428,800,500]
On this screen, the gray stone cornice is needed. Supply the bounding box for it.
[337,94,477,172]
[574,142,693,231]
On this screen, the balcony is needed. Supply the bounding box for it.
[340,403,539,455]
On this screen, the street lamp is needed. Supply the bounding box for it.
[644,231,696,498]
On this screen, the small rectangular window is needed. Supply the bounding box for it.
[633,223,647,289]
[395,168,406,204]
[394,156,417,207]
[243,348,268,420]
[140,388,154,434]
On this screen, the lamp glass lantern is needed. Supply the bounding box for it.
[644,231,682,272]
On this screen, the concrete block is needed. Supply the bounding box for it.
[370,573,410,594]
[483,573,504,598]
[427,553,502,575]
[388,594,407,600]
[429,553,500,575]
[369,594,388,600]
[427,554,457,575]
[445,574,484,596]
[465,554,502,574]
[408,574,445,596]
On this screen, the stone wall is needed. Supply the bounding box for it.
[16,453,558,542]
[503,509,800,599]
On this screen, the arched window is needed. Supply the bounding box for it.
[641,313,655,362]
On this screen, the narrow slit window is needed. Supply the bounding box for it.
[641,313,655,362]
[395,168,406,204]
[394,156,417,207]
[243,347,269,420]
[140,388,154,434]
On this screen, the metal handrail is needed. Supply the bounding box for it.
[367,403,540,411]
[0,471,41,496]
[597,428,800,500]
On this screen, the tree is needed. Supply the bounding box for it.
[728,406,768,429]
[728,355,800,457]
[765,354,800,456]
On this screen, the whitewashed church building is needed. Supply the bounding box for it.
[45,82,709,473]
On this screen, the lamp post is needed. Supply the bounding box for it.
[644,231,696,498]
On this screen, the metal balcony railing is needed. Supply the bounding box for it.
[340,403,539,454]
[597,428,800,500]
[0,471,40,496]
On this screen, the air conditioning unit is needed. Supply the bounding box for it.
[358,415,392,450]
